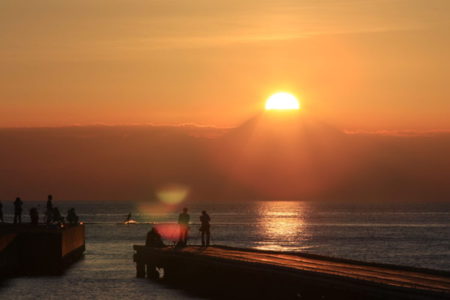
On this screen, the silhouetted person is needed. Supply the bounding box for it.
[199,210,211,247]
[146,227,165,248]
[67,208,79,225]
[53,207,64,225]
[14,197,23,224]
[177,208,190,246]
[30,207,39,225]
[0,201,3,223]
[46,194,53,210]
[46,194,54,224]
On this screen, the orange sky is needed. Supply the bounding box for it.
[1,0,449,130]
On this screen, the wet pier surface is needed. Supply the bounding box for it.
[134,245,450,299]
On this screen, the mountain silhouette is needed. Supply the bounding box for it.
[209,112,362,199]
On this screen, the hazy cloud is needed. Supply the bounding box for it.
[1,124,449,202]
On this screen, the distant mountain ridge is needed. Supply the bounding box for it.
[0,122,449,202]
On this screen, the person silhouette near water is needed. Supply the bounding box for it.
[67,208,79,225]
[53,207,64,225]
[0,201,4,223]
[14,197,23,224]
[178,208,190,246]
[146,227,165,248]
[30,207,39,225]
[46,194,54,224]
[199,210,211,247]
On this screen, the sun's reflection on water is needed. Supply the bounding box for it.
[255,201,310,251]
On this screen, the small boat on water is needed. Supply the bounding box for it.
[122,212,137,224]
[124,219,137,225]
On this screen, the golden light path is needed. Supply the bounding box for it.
[256,201,309,251]
[265,92,300,110]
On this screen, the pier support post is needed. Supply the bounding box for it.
[146,263,159,279]
[136,262,145,278]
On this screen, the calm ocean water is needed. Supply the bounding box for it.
[1,200,450,299]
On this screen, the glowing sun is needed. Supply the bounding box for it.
[265,92,300,110]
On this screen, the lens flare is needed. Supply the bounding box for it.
[154,223,182,242]
[156,183,190,205]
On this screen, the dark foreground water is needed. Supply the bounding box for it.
[1,200,450,299]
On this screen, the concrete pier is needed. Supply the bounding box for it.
[133,245,450,300]
[0,224,85,277]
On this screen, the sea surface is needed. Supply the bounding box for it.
[1,200,450,299]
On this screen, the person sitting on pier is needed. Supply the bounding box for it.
[29,207,39,225]
[177,208,190,247]
[67,208,79,225]
[14,197,23,224]
[199,210,211,247]
[146,227,165,248]
[52,207,64,225]
[46,194,54,224]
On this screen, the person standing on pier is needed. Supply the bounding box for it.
[13,197,23,224]
[46,194,54,224]
[30,207,39,225]
[0,201,4,223]
[199,210,211,247]
[178,208,190,246]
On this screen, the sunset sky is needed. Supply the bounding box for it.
[1,0,449,130]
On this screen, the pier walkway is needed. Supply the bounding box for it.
[134,245,450,300]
